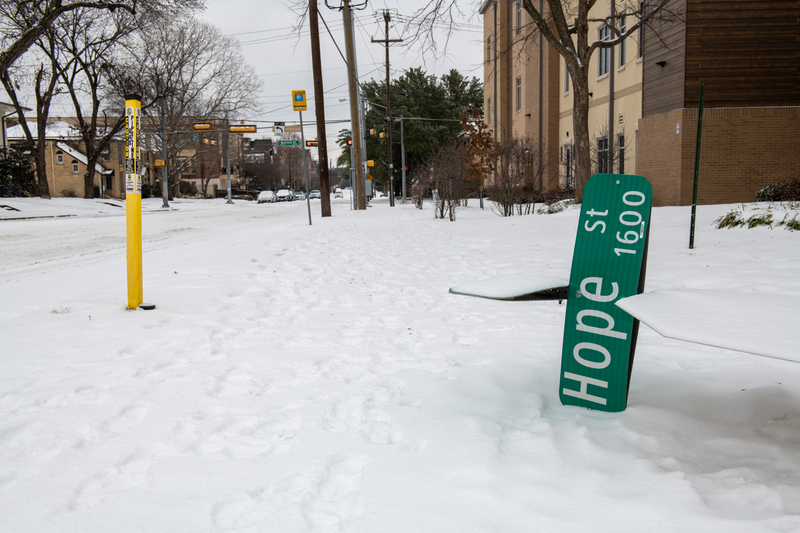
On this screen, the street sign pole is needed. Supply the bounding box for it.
[299,111,312,226]
[293,90,312,226]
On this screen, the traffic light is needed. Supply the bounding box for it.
[347,139,353,146]
[220,167,227,174]
[305,140,318,147]
[404,166,409,172]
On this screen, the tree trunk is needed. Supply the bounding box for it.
[571,67,592,204]
[33,149,51,199]
[84,154,100,199]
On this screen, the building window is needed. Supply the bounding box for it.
[564,61,570,93]
[516,76,522,111]
[56,151,63,164]
[638,2,644,59]
[598,26,610,76]
[488,97,492,123]
[72,161,79,173]
[487,36,492,63]
[618,134,625,174]
[597,137,609,173]
[516,1,522,35]
[565,145,573,188]
[619,16,627,67]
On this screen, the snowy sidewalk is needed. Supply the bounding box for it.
[1,198,799,532]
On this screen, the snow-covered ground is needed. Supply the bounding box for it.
[1,196,799,532]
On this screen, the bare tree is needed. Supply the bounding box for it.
[110,15,262,198]
[48,8,135,198]
[409,0,680,202]
[428,141,472,221]
[0,33,73,198]
[487,135,543,216]
[0,0,203,74]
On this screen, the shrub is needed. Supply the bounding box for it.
[0,148,37,197]
[141,181,152,199]
[756,179,800,202]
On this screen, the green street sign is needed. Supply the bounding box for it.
[192,134,199,142]
[278,140,299,146]
[559,174,652,412]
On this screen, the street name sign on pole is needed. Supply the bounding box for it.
[293,90,312,226]
[559,174,652,412]
[278,140,299,146]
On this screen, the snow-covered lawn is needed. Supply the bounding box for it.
[1,196,799,532]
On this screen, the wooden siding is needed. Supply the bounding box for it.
[642,0,687,117]
[684,0,800,108]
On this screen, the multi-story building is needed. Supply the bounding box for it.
[481,0,643,191]
[637,0,800,205]
[481,0,800,205]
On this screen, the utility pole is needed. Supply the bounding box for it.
[160,101,168,208]
[372,10,402,207]
[341,0,366,209]
[309,0,332,216]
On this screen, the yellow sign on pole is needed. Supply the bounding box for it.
[125,94,143,310]
[193,122,212,130]
[292,90,307,112]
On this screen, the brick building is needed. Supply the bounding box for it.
[7,119,158,199]
[481,0,800,205]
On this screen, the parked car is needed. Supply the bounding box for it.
[257,190,276,203]
[276,189,294,202]
[309,190,321,199]
[334,188,343,198]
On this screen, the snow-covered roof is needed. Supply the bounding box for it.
[7,120,125,142]
[56,142,113,175]
[6,121,80,139]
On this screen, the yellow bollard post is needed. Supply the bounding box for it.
[125,94,143,310]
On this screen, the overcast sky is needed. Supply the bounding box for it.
[198,0,484,162]
[3,1,484,165]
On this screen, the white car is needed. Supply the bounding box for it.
[257,190,276,203]
[294,191,305,201]
[309,190,321,199]
[276,189,294,202]
[334,188,343,198]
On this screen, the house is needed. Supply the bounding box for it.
[480,0,800,205]
[7,118,158,199]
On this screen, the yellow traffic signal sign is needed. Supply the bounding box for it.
[229,124,257,133]
[193,122,212,130]
[292,90,307,112]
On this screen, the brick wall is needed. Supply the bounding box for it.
[639,107,800,206]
